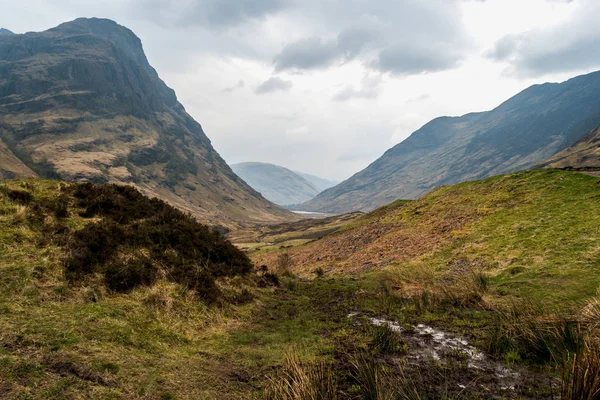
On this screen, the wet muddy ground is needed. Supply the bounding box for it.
[348,313,559,399]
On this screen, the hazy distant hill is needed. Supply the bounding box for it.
[0,28,13,35]
[0,18,293,227]
[293,171,338,192]
[298,70,600,214]
[231,162,322,206]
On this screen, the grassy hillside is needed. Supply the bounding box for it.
[255,170,600,305]
[3,172,600,399]
[0,179,281,398]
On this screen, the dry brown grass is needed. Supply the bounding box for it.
[561,336,600,400]
[265,351,337,400]
[11,205,28,224]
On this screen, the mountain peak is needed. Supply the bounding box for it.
[53,17,126,34]
[48,18,147,65]
[0,19,294,227]
[0,28,13,35]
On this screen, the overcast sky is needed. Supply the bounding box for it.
[2,0,600,180]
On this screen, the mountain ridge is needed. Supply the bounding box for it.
[297,69,600,214]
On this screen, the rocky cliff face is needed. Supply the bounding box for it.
[0,18,293,227]
[298,70,600,214]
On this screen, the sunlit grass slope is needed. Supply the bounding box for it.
[253,170,600,306]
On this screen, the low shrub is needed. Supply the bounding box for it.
[61,182,252,301]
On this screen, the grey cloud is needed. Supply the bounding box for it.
[201,0,288,28]
[137,0,288,29]
[223,80,245,92]
[487,34,521,61]
[377,41,464,75]
[336,25,380,58]
[255,77,292,94]
[487,2,600,77]
[272,0,472,75]
[272,25,380,72]
[273,37,339,71]
[333,75,382,101]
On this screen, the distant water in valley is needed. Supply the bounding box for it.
[291,210,333,218]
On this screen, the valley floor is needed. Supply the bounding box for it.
[1,170,600,398]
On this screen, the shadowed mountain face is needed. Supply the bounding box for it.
[0,29,13,35]
[540,126,600,176]
[298,70,600,214]
[0,18,293,227]
[231,162,321,206]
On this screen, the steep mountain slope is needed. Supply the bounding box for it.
[540,126,600,175]
[255,170,600,303]
[231,162,321,206]
[0,18,293,227]
[293,171,338,192]
[298,71,600,213]
[0,137,36,179]
[0,28,13,35]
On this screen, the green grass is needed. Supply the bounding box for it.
[2,171,600,398]
[415,170,600,306]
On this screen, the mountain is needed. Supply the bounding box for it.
[293,171,338,192]
[231,162,321,206]
[539,126,600,175]
[297,70,600,214]
[0,28,13,35]
[0,18,293,227]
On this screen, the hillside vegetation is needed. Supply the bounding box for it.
[2,171,600,399]
[255,170,600,305]
[0,179,281,398]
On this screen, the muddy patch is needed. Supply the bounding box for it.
[349,313,558,399]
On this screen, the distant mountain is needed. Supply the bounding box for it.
[294,171,338,192]
[0,18,293,227]
[298,70,600,214]
[231,162,321,206]
[540,126,600,175]
[0,28,13,35]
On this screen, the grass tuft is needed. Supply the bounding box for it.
[266,351,337,400]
